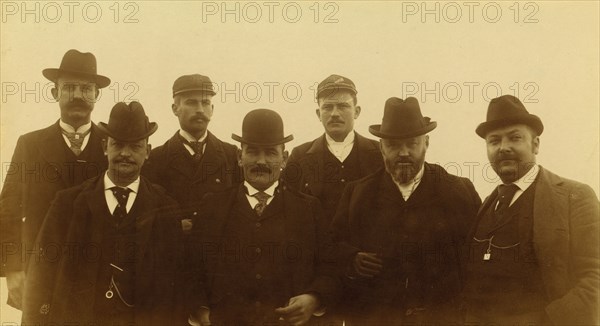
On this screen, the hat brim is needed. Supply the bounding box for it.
[232,134,294,147]
[475,115,544,138]
[43,68,111,88]
[98,122,158,142]
[173,88,217,97]
[369,122,437,139]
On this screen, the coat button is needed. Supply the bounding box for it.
[341,165,344,169]
[215,178,221,183]
[255,273,262,280]
[193,211,198,216]
[255,222,261,228]
[341,179,346,182]
[255,247,262,254]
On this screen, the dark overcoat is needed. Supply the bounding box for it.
[22,175,184,325]
[187,183,340,323]
[142,131,241,218]
[0,121,107,275]
[331,163,481,324]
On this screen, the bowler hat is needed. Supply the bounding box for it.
[475,95,544,138]
[232,109,293,146]
[173,74,216,97]
[98,102,158,142]
[369,97,437,139]
[42,49,111,88]
[316,74,357,99]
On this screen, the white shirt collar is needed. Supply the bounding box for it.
[503,163,539,193]
[244,180,278,197]
[392,163,425,200]
[60,120,92,133]
[179,129,208,143]
[103,171,140,194]
[325,131,355,147]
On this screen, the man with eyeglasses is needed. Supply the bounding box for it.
[0,49,109,310]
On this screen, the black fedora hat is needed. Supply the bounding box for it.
[369,97,436,139]
[98,102,158,142]
[475,95,544,138]
[232,109,293,146]
[42,49,111,88]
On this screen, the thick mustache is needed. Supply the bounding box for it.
[496,154,519,162]
[395,158,414,164]
[328,119,344,124]
[66,99,91,109]
[250,165,272,173]
[191,114,210,122]
[115,159,136,164]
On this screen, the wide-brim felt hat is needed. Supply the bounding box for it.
[98,102,158,142]
[232,109,293,146]
[42,49,111,88]
[369,97,436,139]
[475,95,544,138]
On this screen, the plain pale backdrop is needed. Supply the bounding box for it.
[1,0,599,323]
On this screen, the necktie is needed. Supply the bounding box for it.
[494,183,519,219]
[181,136,206,162]
[111,187,132,219]
[62,128,91,156]
[252,191,271,217]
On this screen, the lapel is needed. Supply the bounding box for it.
[355,132,381,175]
[66,176,109,309]
[532,167,565,260]
[468,187,498,240]
[36,121,70,186]
[132,178,160,272]
[164,132,195,177]
[85,123,108,168]
[192,131,227,181]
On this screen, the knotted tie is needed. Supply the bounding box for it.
[181,136,206,162]
[62,128,91,156]
[252,191,271,217]
[111,187,132,219]
[494,183,519,219]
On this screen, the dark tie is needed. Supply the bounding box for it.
[252,191,271,217]
[62,128,91,156]
[495,183,519,219]
[111,187,132,219]
[180,136,206,162]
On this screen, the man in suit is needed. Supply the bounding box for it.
[143,74,240,233]
[188,109,339,326]
[23,102,183,325]
[284,74,383,222]
[330,97,481,325]
[0,49,110,309]
[463,95,600,325]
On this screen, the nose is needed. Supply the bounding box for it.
[330,106,341,117]
[256,152,267,165]
[499,137,511,153]
[397,144,409,157]
[71,85,84,99]
[119,146,132,157]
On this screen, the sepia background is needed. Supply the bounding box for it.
[1,0,598,323]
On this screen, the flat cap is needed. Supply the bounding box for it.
[172,74,216,97]
[316,74,357,99]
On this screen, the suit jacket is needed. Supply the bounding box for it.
[22,175,184,325]
[187,183,340,317]
[470,166,599,325]
[142,131,241,217]
[285,132,382,196]
[0,121,107,275]
[331,164,481,323]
